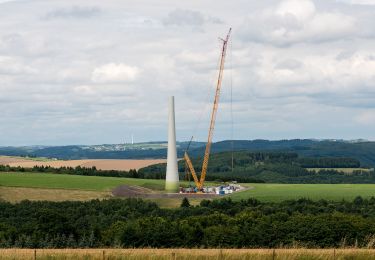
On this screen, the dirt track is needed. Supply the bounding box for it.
[0,157,165,171]
[112,185,219,199]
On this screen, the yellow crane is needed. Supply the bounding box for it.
[184,28,231,191]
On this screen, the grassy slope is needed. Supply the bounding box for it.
[232,183,375,202]
[0,172,165,191]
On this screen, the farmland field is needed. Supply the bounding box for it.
[1,248,375,260]
[0,156,165,171]
[231,183,375,202]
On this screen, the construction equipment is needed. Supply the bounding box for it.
[184,28,231,191]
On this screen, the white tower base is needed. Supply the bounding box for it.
[165,96,179,192]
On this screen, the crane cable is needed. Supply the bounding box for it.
[230,34,234,172]
[184,40,225,183]
[189,49,223,147]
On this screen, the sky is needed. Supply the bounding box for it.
[1,0,375,145]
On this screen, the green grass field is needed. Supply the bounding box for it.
[0,172,165,191]
[232,183,375,202]
[1,172,375,203]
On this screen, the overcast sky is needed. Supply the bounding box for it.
[1,0,375,145]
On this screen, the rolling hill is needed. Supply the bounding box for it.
[1,139,375,166]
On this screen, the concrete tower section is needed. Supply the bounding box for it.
[165,96,179,192]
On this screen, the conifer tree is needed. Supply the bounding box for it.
[180,197,190,208]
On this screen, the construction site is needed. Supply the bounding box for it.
[164,28,244,196]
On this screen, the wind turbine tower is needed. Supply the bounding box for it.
[165,96,179,192]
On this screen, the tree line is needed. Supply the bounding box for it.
[297,157,360,168]
[1,197,375,248]
[0,165,148,178]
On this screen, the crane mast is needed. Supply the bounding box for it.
[184,28,231,190]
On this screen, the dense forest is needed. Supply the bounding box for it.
[1,139,375,166]
[1,197,375,248]
[188,140,375,167]
[140,151,375,184]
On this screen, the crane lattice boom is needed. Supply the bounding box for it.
[185,28,231,190]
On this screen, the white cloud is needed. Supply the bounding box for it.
[356,110,375,125]
[276,0,316,21]
[163,9,205,27]
[91,63,140,83]
[0,56,36,75]
[248,49,375,99]
[73,85,96,96]
[0,0,375,145]
[44,6,101,20]
[0,0,18,3]
[337,0,375,5]
[239,0,356,46]
[163,9,223,28]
